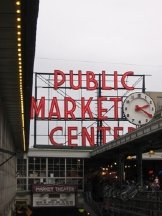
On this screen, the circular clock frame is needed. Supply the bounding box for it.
[123,92,156,126]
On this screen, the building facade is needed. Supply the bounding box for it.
[0,107,17,216]
[15,148,91,209]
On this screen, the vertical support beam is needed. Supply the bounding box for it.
[136,148,143,186]
[96,74,102,146]
[142,75,146,93]
[26,156,28,190]
[34,73,37,147]
[117,153,125,186]
[46,157,48,184]
[65,158,67,184]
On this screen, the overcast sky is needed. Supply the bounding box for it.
[34,0,162,92]
[31,0,162,147]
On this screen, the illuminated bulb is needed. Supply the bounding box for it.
[22,120,24,128]
[17,17,21,22]
[17,31,21,35]
[16,1,21,5]
[18,48,21,52]
[19,62,22,65]
[18,53,21,57]
[16,10,21,14]
[149,150,155,154]
[148,150,155,157]
[18,43,21,47]
[18,57,22,61]
[17,25,21,29]
[17,38,21,41]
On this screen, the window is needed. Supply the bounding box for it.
[17,159,26,177]
[48,158,65,177]
[28,157,46,177]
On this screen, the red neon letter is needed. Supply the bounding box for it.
[114,127,123,139]
[54,70,65,89]
[128,127,136,133]
[48,97,61,119]
[101,71,112,90]
[30,96,45,119]
[98,127,111,144]
[121,71,134,90]
[82,127,95,147]
[64,97,76,120]
[97,97,108,120]
[109,97,122,120]
[81,97,94,120]
[86,71,98,90]
[49,127,63,146]
[68,127,78,147]
[114,71,118,90]
[70,70,82,90]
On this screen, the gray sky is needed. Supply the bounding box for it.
[31,0,162,147]
[34,0,162,92]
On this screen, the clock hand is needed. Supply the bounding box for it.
[139,104,150,109]
[135,104,149,111]
[135,105,153,118]
[140,109,153,118]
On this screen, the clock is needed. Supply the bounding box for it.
[123,92,155,126]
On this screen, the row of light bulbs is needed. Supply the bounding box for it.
[16,1,26,151]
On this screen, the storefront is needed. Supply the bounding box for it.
[16,148,90,208]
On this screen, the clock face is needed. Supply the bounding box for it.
[123,92,155,126]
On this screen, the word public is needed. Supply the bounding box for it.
[31,70,135,146]
[53,70,134,90]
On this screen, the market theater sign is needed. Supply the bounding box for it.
[30,70,137,147]
[32,185,76,207]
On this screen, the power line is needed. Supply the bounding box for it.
[35,57,162,68]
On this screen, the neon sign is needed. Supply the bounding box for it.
[30,70,145,147]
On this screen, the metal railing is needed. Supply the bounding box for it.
[103,191,162,216]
